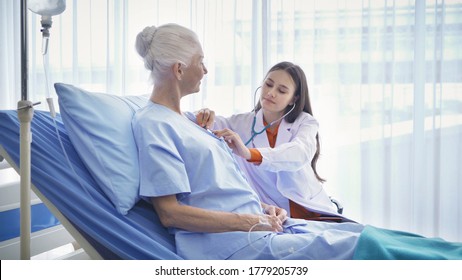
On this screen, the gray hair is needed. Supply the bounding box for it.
[135,23,201,82]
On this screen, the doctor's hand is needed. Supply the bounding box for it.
[213,128,251,160]
[195,108,215,129]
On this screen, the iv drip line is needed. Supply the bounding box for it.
[247,218,296,258]
[42,36,95,203]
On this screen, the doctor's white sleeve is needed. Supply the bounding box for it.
[258,120,319,172]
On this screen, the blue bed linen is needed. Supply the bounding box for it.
[0,110,181,259]
[353,225,462,260]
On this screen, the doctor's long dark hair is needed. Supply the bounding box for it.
[254,61,325,183]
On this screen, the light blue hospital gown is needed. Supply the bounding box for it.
[132,102,364,260]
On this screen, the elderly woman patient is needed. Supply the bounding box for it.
[132,23,462,260]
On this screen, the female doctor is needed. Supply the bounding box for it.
[197,62,342,220]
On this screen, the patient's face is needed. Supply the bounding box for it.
[182,46,208,95]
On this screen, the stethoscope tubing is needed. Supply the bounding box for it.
[244,116,271,146]
[244,102,296,147]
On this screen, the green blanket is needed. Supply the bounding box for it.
[353,225,462,260]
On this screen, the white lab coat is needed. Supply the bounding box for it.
[213,110,340,217]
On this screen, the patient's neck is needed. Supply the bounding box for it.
[151,83,182,114]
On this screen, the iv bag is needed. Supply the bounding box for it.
[28,0,66,16]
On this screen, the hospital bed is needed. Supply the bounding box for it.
[1,83,460,260]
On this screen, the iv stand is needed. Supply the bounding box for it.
[18,0,38,260]
[17,0,64,259]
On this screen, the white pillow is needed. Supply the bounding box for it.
[55,83,148,215]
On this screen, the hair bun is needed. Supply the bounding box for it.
[136,25,157,58]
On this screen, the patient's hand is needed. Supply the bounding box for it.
[196,108,215,129]
[262,203,288,224]
[253,214,284,232]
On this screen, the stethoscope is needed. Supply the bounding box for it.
[244,87,297,146]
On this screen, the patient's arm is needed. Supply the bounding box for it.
[151,195,283,233]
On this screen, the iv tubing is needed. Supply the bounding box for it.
[247,218,294,258]
[43,51,95,202]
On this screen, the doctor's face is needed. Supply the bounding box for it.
[260,70,296,117]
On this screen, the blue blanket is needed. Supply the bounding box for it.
[354,225,462,260]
